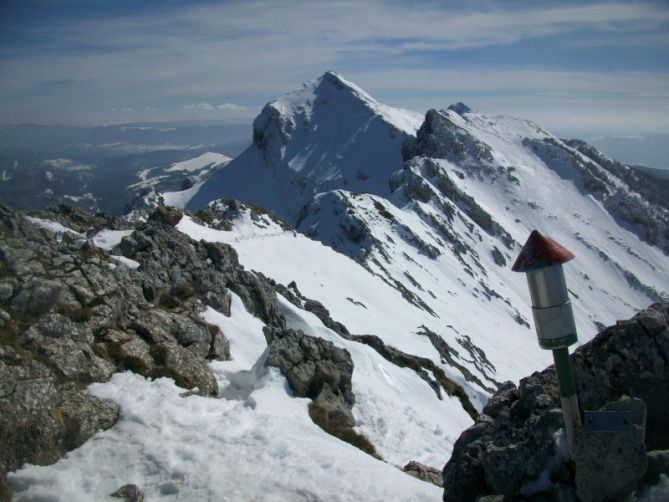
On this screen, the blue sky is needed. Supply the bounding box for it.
[1,0,668,136]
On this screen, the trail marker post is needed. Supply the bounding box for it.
[512,230,582,457]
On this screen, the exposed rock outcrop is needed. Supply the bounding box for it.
[403,460,444,487]
[265,326,355,428]
[442,302,669,500]
[0,203,285,497]
[111,484,144,502]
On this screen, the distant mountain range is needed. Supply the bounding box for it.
[0,122,250,214]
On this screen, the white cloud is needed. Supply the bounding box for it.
[217,103,247,112]
[347,68,669,98]
[180,102,248,113]
[1,0,667,133]
[182,102,214,111]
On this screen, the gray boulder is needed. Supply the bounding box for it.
[111,483,144,502]
[0,345,119,483]
[10,278,62,316]
[403,460,444,487]
[265,327,354,405]
[131,308,213,359]
[266,327,355,428]
[148,206,183,227]
[52,382,120,451]
[150,342,219,397]
[104,329,155,374]
[443,302,669,500]
[20,314,115,383]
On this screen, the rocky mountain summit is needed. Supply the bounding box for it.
[443,302,669,501]
[3,195,667,500]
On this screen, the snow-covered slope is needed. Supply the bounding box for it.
[183,75,669,467]
[178,208,480,467]
[10,292,441,501]
[188,71,423,222]
[188,73,668,346]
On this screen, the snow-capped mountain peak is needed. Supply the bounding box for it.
[189,72,423,222]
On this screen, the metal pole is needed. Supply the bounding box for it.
[552,347,581,456]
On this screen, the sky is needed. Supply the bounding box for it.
[1,0,668,137]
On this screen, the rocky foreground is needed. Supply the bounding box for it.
[443,302,669,501]
[1,202,668,501]
[0,204,359,500]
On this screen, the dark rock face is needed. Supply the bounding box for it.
[404,109,493,166]
[265,326,355,427]
[148,206,183,226]
[0,204,285,496]
[0,345,119,487]
[442,303,669,500]
[111,483,144,501]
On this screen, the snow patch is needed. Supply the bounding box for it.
[91,229,134,251]
[165,152,231,173]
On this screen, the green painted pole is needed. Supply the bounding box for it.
[552,347,581,457]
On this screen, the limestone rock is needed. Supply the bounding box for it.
[20,314,115,383]
[105,330,155,375]
[265,327,354,406]
[574,398,647,502]
[10,278,62,316]
[0,346,61,471]
[150,342,219,397]
[53,383,120,451]
[131,309,213,358]
[443,303,669,500]
[0,346,118,482]
[403,461,444,487]
[148,206,183,227]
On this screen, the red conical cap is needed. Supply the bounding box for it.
[512,230,574,272]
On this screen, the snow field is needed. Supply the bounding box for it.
[278,295,473,467]
[162,180,206,209]
[166,152,231,173]
[9,292,441,501]
[91,229,134,250]
[432,111,669,331]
